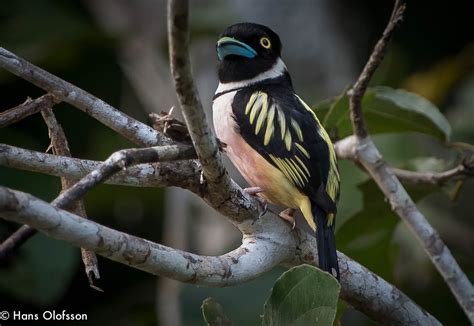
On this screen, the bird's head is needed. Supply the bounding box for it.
[216,23,283,83]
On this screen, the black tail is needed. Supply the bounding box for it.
[313,205,340,280]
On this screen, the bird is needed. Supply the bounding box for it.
[212,23,340,280]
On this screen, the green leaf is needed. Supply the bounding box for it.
[314,86,451,140]
[262,265,340,326]
[201,297,232,326]
[337,176,439,281]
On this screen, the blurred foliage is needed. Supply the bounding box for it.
[201,297,232,326]
[1,0,473,326]
[316,86,451,141]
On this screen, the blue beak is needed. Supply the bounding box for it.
[216,37,257,61]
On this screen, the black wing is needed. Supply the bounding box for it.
[232,81,339,213]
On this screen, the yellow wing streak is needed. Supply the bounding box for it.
[295,143,310,159]
[276,106,286,140]
[245,93,258,115]
[255,94,268,135]
[285,158,306,185]
[280,158,302,187]
[290,157,309,182]
[264,105,275,146]
[294,155,311,177]
[249,92,264,124]
[291,118,304,142]
[296,95,340,202]
[284,130,292,151]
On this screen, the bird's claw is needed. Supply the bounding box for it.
[243,187,268,222]
[279,208,296,230]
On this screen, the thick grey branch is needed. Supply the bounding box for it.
[0,186,440,325]
[0,144,196,188]
[167,0,231,204]
[0,47,165,147]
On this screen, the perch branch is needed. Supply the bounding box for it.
[0,47,165,147]
[0,93,58,128]
[0,186,440,325]
[167,0,231,204]
[347,1,474,322]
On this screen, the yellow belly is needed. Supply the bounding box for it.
[224,131,316,230]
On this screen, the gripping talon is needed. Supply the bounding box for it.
[244,187,267,220]
[279,208,296,230]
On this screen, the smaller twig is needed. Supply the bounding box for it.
[347,2,406,138]
[149,109,191,143]
[0,94,58,128]
[392,165,468,186]
[41,107,102,290]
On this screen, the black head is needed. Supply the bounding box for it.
[217,23,282,83]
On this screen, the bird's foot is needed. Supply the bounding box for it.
[217,138,227,152]
[279,208,296,230]
[243,187,268,218]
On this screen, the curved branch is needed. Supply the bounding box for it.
[0,47,165,147]
[167,0,231,203]
[0,144,196,188]
[0,186,440,325]
[348,1,405,138]
[347,1,474,322]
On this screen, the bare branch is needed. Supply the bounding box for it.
[0,94,58,128]
[0,186,441,325]
[346,1,474,322]
[51,145,195,210]
[347,2,405,138]
[0,144,196,188]
[356,138,474,322]
[0,47,165,147]
[334,136,474,186]
[167,0,231,203]
[392,164,471,186]
[41,107,101,289]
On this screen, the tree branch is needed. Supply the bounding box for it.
[334,136,474,186]
[347,1,474,322]
[41,107,101,290]
[0,144,197,188]
[167,0,231,204]
[0,186,441,325]
[348,1,405,138]
[0,93,58,128]
[0,47,165,147]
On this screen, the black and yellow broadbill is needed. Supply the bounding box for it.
[212,23,340,280]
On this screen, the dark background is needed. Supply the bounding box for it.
[1,0,473,325]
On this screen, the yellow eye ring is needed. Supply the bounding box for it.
[260,37,271,49]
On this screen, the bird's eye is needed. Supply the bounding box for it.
[260,37,271,49]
